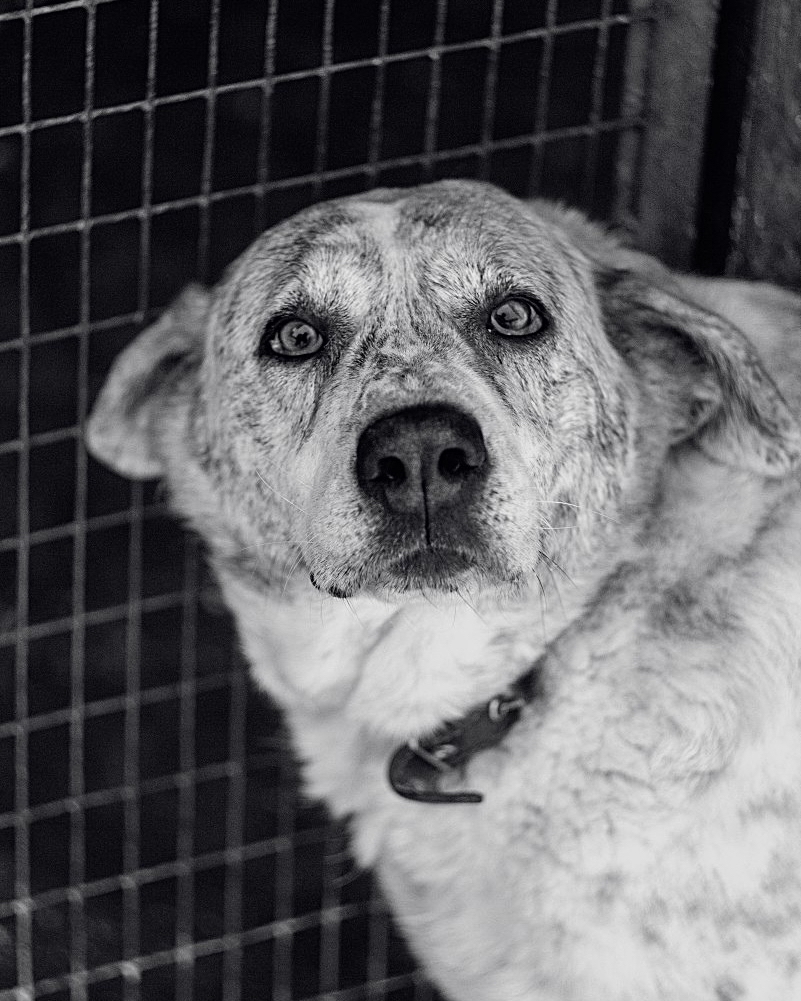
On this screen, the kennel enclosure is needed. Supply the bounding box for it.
[0,0,796,999]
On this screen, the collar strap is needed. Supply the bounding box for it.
[388,665,542,805]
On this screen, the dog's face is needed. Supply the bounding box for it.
[87,181,801,601]
[200,182,640,598]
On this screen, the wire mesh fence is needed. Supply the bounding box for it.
[0,0,656,998]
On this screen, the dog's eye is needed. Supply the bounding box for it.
[261,318,325,359]
[488,297,546,337]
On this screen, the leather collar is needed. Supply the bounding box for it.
[388,664,543,804]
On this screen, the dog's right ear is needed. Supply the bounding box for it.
[86,285,212,480]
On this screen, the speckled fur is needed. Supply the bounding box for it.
[87,181,801,1001]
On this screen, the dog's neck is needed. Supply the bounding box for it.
[216,553,613,742]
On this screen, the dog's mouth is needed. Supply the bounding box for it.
[310,541,517,598]
[381,545,475,589]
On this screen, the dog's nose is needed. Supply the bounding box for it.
[356,405,487,516]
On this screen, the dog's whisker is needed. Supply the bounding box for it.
[454,587,485,622]
[231,539,294,556]
[540,565,566,619]
[343,597,365,625]
[281,549,307,594]
[255,469,307,514]
[538,498,621,525]
[533,570,549,639]
[538,549,576,588]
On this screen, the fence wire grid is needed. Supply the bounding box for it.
[0,0,654,998]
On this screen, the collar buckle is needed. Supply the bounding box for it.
[487,694,527,722]
[387,665,541,805]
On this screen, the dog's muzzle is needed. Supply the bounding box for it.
[355,404,488,523]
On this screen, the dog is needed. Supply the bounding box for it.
[87,180,801,1001]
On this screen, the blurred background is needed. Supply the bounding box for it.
[0,0,798,998]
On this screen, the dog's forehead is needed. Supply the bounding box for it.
[238,182,573,296]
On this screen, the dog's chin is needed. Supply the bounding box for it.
[310,546,519,600]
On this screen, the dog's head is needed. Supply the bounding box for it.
[87,181,801,600]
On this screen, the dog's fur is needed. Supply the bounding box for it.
[87,181,801,1001]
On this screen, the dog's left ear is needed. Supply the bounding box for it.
[601,271,801,478]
